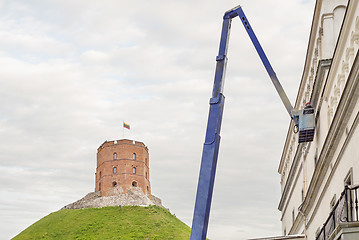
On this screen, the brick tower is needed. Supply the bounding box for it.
[95,139,151,197]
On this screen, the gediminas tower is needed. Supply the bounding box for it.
[95,139,151,197]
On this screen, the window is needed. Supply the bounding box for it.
[113,167,117,174]
[112,181,117,187]
[147,186,150,192]
[133,167,136,174]
[146,172,148,179]
[132,181,137,187]
[114,153,117,159]
[99,183,101,191]
[100,171,102,178]
[133,153,136,160]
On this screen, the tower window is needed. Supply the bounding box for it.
[132,181,138,187]
[113,167,117,174]
[114,153,117,159]
[112,181,117,187]
[133,167,136,174]
[146,172,148,179]
[100,171,102,178]
[133,153,136,160]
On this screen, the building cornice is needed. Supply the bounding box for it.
[293,0,322,110]
[278,144,304,211]
[279,0,356,215]
[300,0,357,215]
[282,163,304,222]
[278,0,323,174]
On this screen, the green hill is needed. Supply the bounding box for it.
[13,205,191,240]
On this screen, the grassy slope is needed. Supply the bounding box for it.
[13,206,191,240]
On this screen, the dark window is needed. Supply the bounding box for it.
[132,181,137,187]
[112,181,117,187]
[99,183,101,191]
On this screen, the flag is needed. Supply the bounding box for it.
[123,122,130,130]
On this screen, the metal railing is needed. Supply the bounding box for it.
[316,185,359,240]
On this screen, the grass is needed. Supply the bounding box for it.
[13,205,191,240]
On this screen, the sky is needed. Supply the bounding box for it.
[0,0,316,239]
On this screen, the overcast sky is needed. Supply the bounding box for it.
[0,0,316,239]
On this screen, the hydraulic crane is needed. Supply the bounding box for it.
[190,5,315,240]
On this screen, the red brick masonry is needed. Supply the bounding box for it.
[95,139,151,197]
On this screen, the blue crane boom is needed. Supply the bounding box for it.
[190,5,315,240]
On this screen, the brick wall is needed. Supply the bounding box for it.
[95,139,151,197]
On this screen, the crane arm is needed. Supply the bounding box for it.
[190,6,312,240]
[235,7,297,124]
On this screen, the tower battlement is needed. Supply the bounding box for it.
[97,139,147,153]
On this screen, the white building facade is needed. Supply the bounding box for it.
[278,0,359,240]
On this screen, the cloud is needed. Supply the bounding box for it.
[0,0,316,239]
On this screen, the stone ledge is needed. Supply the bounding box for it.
[62,187,165,210]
